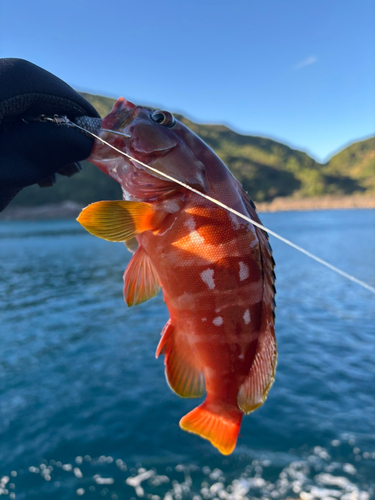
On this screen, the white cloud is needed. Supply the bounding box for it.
[295,56,318,70]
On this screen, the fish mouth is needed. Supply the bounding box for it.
[96,130,203,200]
[89,97,208,200]
[112,97,136,112]
[88,127,179,202]
[99,98,138,139]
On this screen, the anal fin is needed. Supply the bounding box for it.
[123,246,160,306]
[237,328,277,414]
[156,320,205,398]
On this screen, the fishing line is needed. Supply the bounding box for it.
[64,117,375,295]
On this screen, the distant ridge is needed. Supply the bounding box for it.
[10,92,375,208]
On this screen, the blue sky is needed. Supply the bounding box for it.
[1,0,374,161]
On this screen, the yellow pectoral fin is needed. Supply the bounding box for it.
[77,200,158,242]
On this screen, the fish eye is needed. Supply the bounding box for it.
[151,110,175,128]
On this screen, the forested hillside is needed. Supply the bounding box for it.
[11,93,374,206]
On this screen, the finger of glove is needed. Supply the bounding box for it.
[38,162,83,187]
[0,186,21,212]
[0,58,100,123]
[58,162,83,178]
[0,122,94,188]
[38,174,57,188]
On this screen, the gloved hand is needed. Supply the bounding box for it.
[0,58,100,211]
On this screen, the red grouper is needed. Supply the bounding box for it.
[77,97,277,455]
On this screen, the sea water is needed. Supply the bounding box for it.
[0,209,374,499]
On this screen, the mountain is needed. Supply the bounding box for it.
[10,93,374,207]
[324,137,375,192]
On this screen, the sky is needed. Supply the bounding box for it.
[1,0,374,162]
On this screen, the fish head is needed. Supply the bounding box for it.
[89,97,208,202]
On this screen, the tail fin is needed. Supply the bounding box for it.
[180,401,242,455]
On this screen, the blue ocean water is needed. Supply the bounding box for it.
[0,209,374,500]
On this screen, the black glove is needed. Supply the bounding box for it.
[0,58,100,211]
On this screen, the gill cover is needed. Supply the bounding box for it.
[148,139,208,193]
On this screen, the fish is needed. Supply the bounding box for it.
[77,97,277,455]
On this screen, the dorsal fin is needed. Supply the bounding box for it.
[237,328,277,414]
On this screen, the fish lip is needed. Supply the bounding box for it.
[101,106,137,136]
[101,128,132,139]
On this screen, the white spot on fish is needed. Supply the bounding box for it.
[190,230,205,245]
[184,218,196,231]
[212,316,223,326]
[239,354,244,359]
[185,218,205,245]
[200,269,215,289]
[165,199,180,213]
[243,309,251,324]
[239,261,250,281]
[229,212,241,230]
[201,317,207,322]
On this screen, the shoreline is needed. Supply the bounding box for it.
[255,194,375,212]
[0,201,84,221]
[0,195,374,221]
